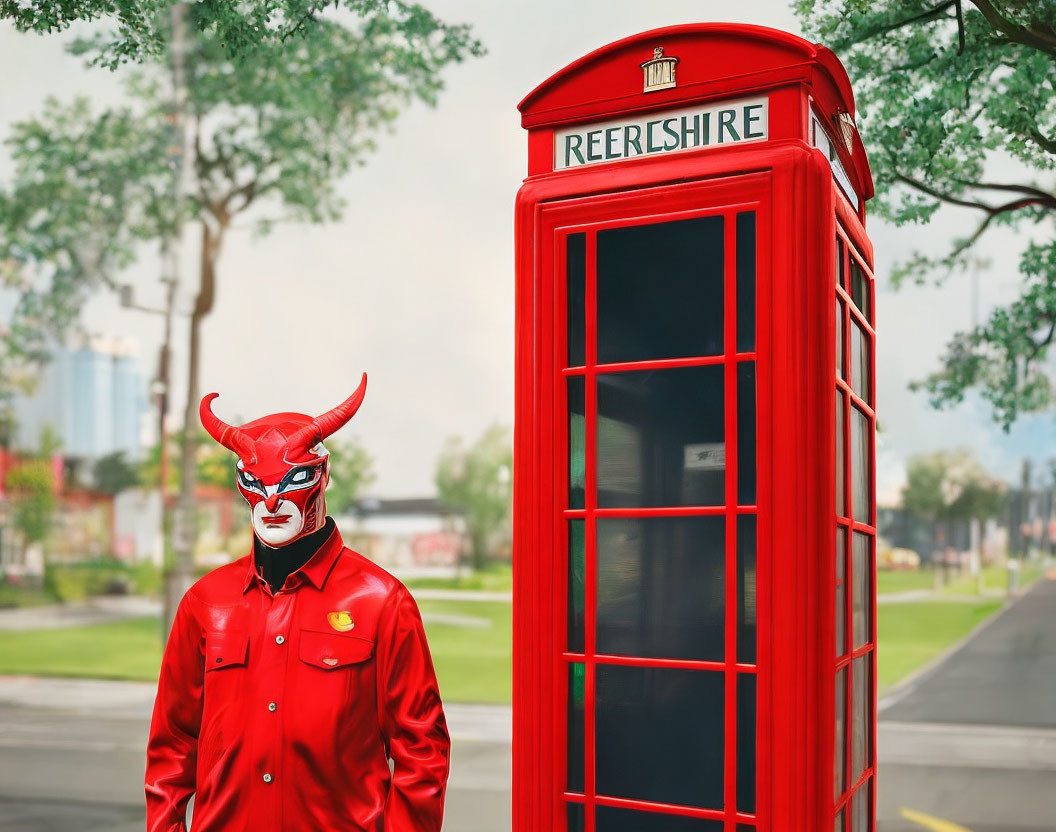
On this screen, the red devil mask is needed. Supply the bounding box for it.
[199,373,367,547]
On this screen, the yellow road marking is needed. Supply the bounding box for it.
[900,807,975,832]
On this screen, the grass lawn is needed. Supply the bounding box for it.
[876,599,1002,694]
[0,598,513,703]
[876,570,934,595]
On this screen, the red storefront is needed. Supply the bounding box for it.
[512,24,876,832]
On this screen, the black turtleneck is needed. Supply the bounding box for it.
[254,516,336,594]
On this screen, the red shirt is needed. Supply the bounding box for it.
[144,522,451,831]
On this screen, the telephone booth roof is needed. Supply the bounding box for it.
[518,22,873,201]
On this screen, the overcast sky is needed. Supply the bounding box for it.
[1,0,1053,500]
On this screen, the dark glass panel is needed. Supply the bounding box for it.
[849,257,871,322]
[852,533,872,648]
[835,666,847,799]
[850,322,870,403]
[597,365,724,508]
[736,212,756,353]
[851,656,872,783]
[738,361,757,506]
[837,238,846,289]
[595,665,724,808]
[836,528,847,656]
[567,662,585,793]
[596,216,724,364]
[568,520,585,653]
[597,516,724,662]
[567,233,586,367]
[836,392,846,516]
[835,807,845,832]
[596,806,723,832]
[567,801,585,832]
[737,674,757,814]
[851,406,870,524]
[851,780,871,832]
[569,377,585,510]
[836,298,845,379]
[737,515,757,665]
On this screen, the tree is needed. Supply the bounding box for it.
[6,458,56,545]
[901,448,1006,525]
[0,3,483,624]
[435,424,512,571]
[795,2,1056,428]
[93,450,141,495]
[325,437,376,514]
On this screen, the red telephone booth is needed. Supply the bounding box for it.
[512,23,876,832]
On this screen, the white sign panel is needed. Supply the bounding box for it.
[554,96,768,170]
[684,443,726,472]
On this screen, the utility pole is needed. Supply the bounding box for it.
[161,2,192,640]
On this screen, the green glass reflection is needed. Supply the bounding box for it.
[569,377,585,509]
[568,520,585,654]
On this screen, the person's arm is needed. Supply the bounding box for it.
[376,583,452,832]
[145,589,204,832]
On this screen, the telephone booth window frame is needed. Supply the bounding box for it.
[833,216,876,832]
[542,173,772,832]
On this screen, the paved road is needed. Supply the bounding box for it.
[0,676,510,832]
[878,577,1056,832]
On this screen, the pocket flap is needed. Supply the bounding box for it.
[205,630,249,671]
[299,628,374,669]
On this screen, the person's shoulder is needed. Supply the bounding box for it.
[185,555,252,607]
[335,545,407,596]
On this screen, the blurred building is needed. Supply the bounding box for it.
[338,497,465,575]
[12,334,148,462]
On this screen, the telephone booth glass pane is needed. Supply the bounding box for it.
[836,393,846,515]
[849,257,871,322]
[850,322,870,402]
[851,655,871,782]
[567,662,585,792]
[835,667,847,798]
[596,516,724,661]
[595,664,724,808]
[851,406,870,524]
[737,515,757,665]
[568,803,585,832]
[568,520,585,653]
[851,781,872,832]
[736,212,756,353]
[568,233,586,366]
[597,365,725,508]
[738,361,757,505]
[836,528,847,656]
[596,806,723,832]
[836,299,845,380]
[569,378,585,509]
[596,217,724,363]
[737,673,757,813]
[852,533,871,648]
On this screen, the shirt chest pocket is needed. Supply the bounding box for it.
[298,628,375,669]
[204,629,249,671]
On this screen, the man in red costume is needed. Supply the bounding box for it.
[144,373,451,831]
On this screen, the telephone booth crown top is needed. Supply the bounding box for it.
[518,23,872,209]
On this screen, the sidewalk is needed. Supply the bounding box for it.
[0,673,511,742]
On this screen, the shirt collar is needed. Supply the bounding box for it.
[242,520,344,594]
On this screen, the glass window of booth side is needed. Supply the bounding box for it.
[560,206,759,829]
[834,228,876,832]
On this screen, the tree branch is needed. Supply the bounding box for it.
[953,179,1056,203]
[969,0,1056,56]
[843,0,957,46]
[894,170,1056,214]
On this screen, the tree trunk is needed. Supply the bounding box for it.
[164,219,222,635]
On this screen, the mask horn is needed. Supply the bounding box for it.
[200,393,257,463]
[286,372,368,454]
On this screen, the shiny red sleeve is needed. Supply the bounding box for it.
[376,584,452,832]
[144,590,204,832]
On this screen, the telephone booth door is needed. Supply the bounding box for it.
[543,176,770,832]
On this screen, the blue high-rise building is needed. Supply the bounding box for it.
[13,336,148,461]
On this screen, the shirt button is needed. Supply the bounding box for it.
[275,635,285,644]
[263,773,273,783]
[268,701,277,712]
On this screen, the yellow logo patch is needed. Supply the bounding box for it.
[327,610,355,632]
